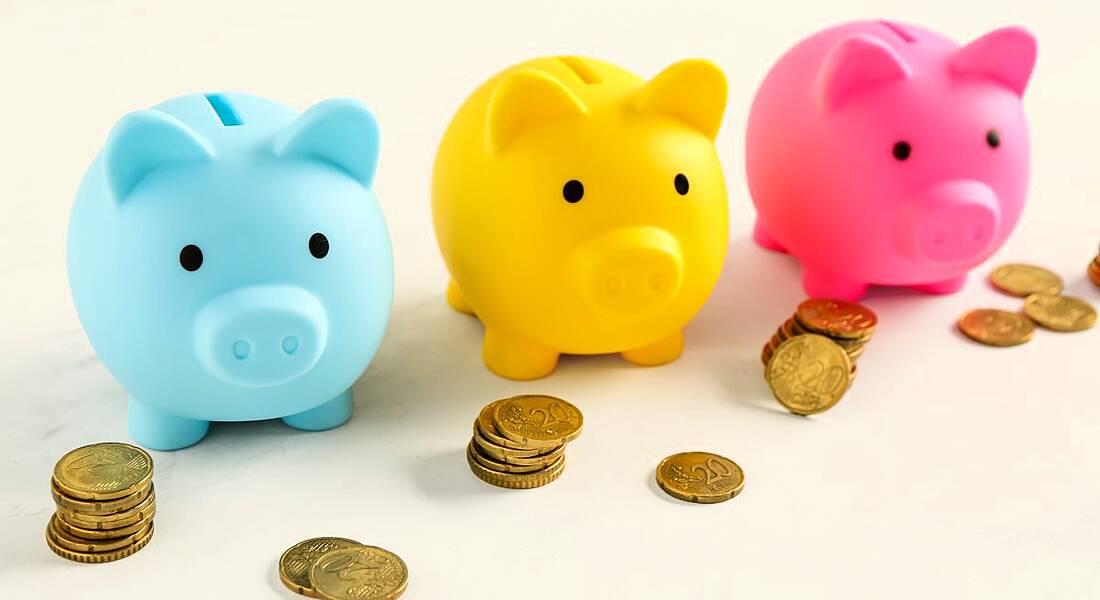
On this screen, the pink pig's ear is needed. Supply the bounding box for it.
[634,59,728,140]
[816,34,911,112]
[949,26,1037,97]
[486,69,588,154]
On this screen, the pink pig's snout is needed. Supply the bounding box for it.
[900,181,1001,265]
[573,226,684,318]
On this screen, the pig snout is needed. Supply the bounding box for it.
[574,226,684,318]
[901,181,1001,264]
[194,285,328,387]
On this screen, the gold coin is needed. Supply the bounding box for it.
[54,511,152,540]
[655,451,744,504]
[59,491,156,528]
[310,545,408,600]
[1087,259,1100,288]
[474,401,543,453]
[471,428,563,466]
[46,521,153,563]
[765,334,852,415]
[467,441,556,474]
[1023,294,1097,332]
[279,537,362,598]
[795,298,878,340]
[957,309,1036,346]
[466,444,566,489]
[51,480,153,514]
[492,395,583,449]
[990,263,1064,297]
[47,514,152,553]
[52,442,153,501]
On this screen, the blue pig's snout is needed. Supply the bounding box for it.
[194,285,329,387]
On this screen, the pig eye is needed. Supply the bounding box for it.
[179,244,203,272]
[892,141,912,161]
[986,129,1001,149]
[562,179,584,203]
[309,233,330,259]
[674,173,689,195]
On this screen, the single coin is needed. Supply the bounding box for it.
[466,441,556,474]
[279,537,362,598]
[795,299,878,339]
[46,521,153,563]
[492,395,583,449]
[1087,258,1100,288]
[990,263,1064,297]
[474,401,543,454]
[957,309,1036,346]
[1023,294,1097,332]
[655,451,744,504]
[51,480,152,514]
[48,514,152,553]
[471,428,563,466]
[59,492,156,528]
[466,444,566,489]
[52,442,153,501]
[765,334,852,415]
[54,511,151,540]
[310,545,408,600]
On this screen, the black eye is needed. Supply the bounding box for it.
[179,244,203,271]
[562,179,584,203]
[986,129,1001,149]
[674,173,689,195]
[309,233,329,259]
[892,141,912,161]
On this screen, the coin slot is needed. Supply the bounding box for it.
[878,20,916,43]
[557,56,602,84]
[205,93,243,126]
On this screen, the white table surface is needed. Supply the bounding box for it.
[2,1,1098,598]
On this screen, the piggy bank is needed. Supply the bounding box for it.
[433,56,729,380]
[67,93,393,450]
[746,21,1037,300]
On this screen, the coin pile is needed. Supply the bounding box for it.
[466,395,581,489]
[279,537,408,599]
[47,442,156,563]
[656,451,744,504]
[960,264,1096,346]
[761,298,877,415]
[1088,246,1100,289]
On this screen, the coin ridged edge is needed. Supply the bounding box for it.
[46,520,153,563]
[466,445,565,489]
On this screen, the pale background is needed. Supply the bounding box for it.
[2,0,1098,598]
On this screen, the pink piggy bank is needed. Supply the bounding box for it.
[746,21,1037,300]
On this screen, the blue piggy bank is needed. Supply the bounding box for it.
[67,92,393,450]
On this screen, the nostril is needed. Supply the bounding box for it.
[648,273,663,290]
[971,226,986,241]
[605,277,622,294]
[281,336,300,355]
[932,231,947,245]
[232,340,251,360]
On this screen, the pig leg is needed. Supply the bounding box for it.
[622,330,684,366]
[446,279,475,315]
[483,329,559,380]
[128,397,209,451]
[910,274,968,295]
[283,388,353,431]
[802,266,869,301]
[752,220,788,253]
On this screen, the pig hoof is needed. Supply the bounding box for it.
[622,331,684,366]
[483,330,558,380]
[446,280,475,315]
[911,274,968,295]
[802,268,869,301]
[752,220,788,253]
[283,388,353,431]
[128,397,210,451]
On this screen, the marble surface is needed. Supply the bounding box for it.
[2,1,1098,597]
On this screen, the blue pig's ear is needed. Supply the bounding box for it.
[104,110,215,203]
[274,99,380,188]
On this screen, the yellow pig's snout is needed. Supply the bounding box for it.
[574,226,684,318]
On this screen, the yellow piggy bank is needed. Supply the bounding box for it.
[432,56,729,380]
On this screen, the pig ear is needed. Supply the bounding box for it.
[817,34,911,112]
[103,110,215,203]
[949,26,1037,97]
[633,59,727,140]
[274,98,381,187]
[487,69,588,153]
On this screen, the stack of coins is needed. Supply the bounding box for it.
[47,442,156,563]
[1088,246,1100,289]
[279,537,408,599]
[467,395,582,489]
[761,298,878,385]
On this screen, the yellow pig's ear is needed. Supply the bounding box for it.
[487,69,588,153]
[634,59,727,140]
